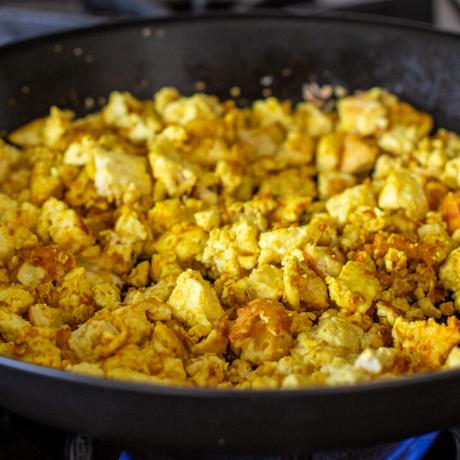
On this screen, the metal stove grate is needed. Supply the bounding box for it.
[63,430,454,460]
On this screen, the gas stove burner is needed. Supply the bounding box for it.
[0,409,457,460]
[119,433,438,460]
[61,430,453,460]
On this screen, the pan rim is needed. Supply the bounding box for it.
[1,12,460,399]
[0,11,459,58]
[2,354,460,398]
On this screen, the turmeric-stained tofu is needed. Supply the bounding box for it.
[94,148,152,202]
[326,261,380,314]
[167,270,224,333]
[326,183,375,225]
[378,169,428,220]
[338,89,388,136]
[37,198,94,253]
[258,226,309,265]
[229,299,292,364]
[200,220,259,276]
[441,192,460,233]
[1,86,460,388]
[439,247,460,292]
[247,264,284,301]
[392,317,460,368]
[283,255,328,311]
[341,134,378,174]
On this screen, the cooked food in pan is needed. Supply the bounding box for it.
[1,87,460,388]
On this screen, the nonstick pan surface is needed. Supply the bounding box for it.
[1,14,460,453]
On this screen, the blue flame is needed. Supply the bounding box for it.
[384,432,439,460]
[119,431,439,460]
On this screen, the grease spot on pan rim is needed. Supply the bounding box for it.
[142,27,152,38]
[194,80,206,91]
[260,75,274,87]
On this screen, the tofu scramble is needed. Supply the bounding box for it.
[1,87,460,389]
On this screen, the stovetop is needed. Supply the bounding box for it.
[1,0,460,458]
[1,408,458,460]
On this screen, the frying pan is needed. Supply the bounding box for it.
[1,13,460,454]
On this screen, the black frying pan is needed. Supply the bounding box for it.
[1,14,460,454]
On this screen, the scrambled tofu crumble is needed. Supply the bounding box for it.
[2,87,460,388]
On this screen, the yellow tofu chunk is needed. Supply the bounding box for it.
[247,264,284,301]
[378,96,433,155]
[0,310,30,341]
[200,220,259,276]
[0,286,34,315]
[258,167,316,198]
[154,224,207,263]
[152,152,199,198]
[439,247,460,291]
[148,198,191,235]
[378,169,428,220]
[94,148,152,202]
[37,198,94,253]
[326,261,380,314]
[229,299,293,364]
[253,97,292,129]
[102,92,161,143]
[283,256,329,311]
[326,183,375,225]
[338,89,388,136]
[258,226,309,265]
[162,94,222,125]
[294,102,333,137]
[316,132,343,172]
[303,244,345,278]
[353,347,396,374]
[392,316,460,368]
[318,171,356,199]
[167,270,224,332]
[63,135,95,166]
[442,157,460,190]
[340,134,378,174]
[9,117,46,147]
[315,315,363,353]
[69,319,124,362]
[186,355,227,386]
[277,131,314,167]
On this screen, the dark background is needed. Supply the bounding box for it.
[0,0,459,46]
